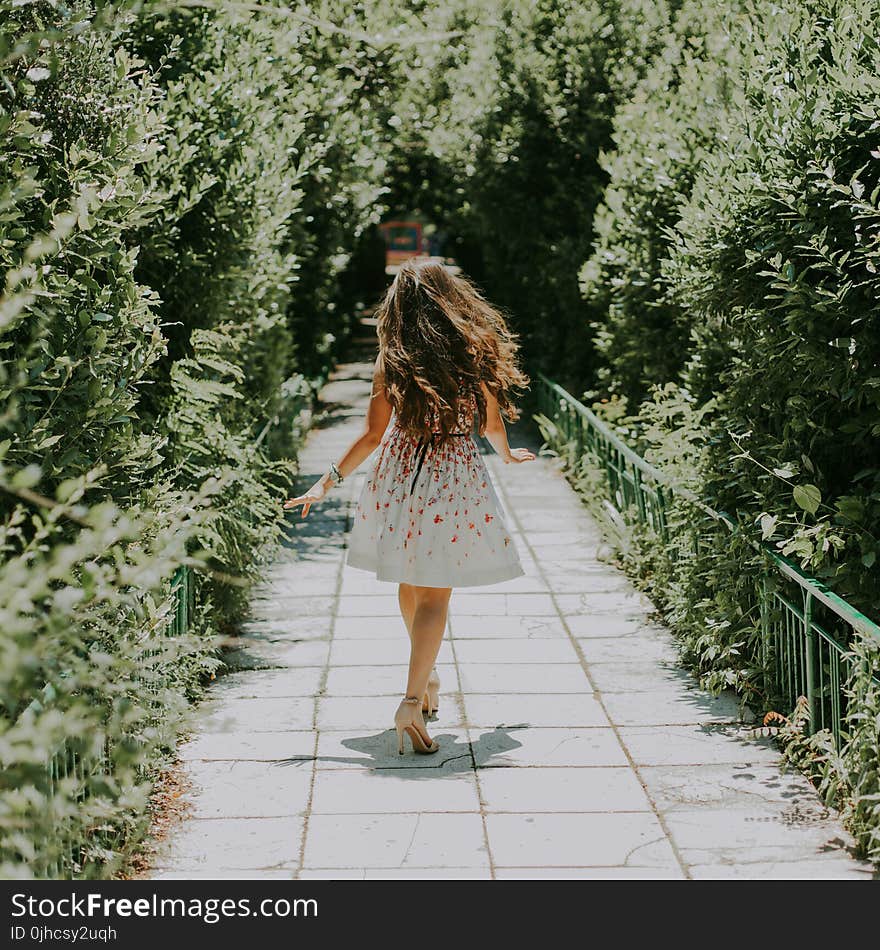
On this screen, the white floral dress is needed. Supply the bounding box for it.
[346,382,524,587]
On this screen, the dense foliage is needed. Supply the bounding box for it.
[569,0,880,861]
[578,0,880,603]
[386,0,674,386]
[0,0,400,877]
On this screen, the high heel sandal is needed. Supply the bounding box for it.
[395,697,439,755]
[423,669,440,717]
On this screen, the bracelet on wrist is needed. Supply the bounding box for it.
[328,461,344,484]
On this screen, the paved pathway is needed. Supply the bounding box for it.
[151,344,875,881]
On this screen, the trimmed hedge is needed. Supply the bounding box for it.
[580,0,748,407]
[576,0,880,860]
[578,0,880,604]
[0,1,398,878]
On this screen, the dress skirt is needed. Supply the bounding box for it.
[346,420,524,588]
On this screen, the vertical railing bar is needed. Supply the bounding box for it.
[804,592,817,735]
[831,649,841,748]
[760,575,772,702]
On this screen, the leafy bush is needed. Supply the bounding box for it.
[570,0,880,707]
[666,0,880,612]
[567,0,880,861]
[0,0,206,877]
[0,0,397,877]
[580,0,748,407]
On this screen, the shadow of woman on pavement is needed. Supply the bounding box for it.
[275,724,528,776]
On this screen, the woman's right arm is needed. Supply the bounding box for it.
[332,355,393,477]
[480,381,536,464]
[283,355,393,516]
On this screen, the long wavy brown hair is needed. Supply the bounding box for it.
[376,259,529,440]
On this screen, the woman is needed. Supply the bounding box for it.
[284,260,534,755]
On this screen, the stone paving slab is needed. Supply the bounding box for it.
[156,816,303,872]
[193,697,315,733]
[310,769,482,813]
[640,762,822,810]
[179,730,315,762]
[302,814,490,869]
[468,727,629,768]
[181,761,313,819]
[462,692,610,728]
[324,662,458,696]
[485,813,678,869]
[299,867,495,880]
[494,867,685,880]
[477,766,650,812]
[150,350,876,880]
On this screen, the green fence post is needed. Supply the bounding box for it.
[174,566,186,636]
[804,592,817,735]
[633,466,646,524]
[759,574,773,703]
[187,565,196,630]
[656,485,668,544]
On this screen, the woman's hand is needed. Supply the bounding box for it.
[283,478,328,518]
[504,447,536,464]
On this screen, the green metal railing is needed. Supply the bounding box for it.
[25,564,195,878]
[535,373,880,746]
[20,380,314,877]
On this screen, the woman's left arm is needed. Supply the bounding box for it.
[283,356,393,517]
[479,381,536,464]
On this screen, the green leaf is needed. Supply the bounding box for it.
[36,434,63,450]
[759,513,778,539]
[11,464,42,490]
[793,484,821,515]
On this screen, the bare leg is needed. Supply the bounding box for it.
[398,583,416,636]
[405,586,452,704]
[399,583,439,712]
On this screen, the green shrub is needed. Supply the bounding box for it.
[0,1,207,876]
[667,0,880,610]
[580,0,747,406]
[0,0,398,877]
[574,0,880,694]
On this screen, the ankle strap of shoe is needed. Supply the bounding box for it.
[402,696,421,705]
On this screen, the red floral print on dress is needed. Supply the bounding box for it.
[345,378,523,586]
